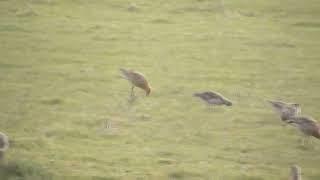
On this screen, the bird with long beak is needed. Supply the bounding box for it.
[193,91,232,109]
[120,68,151,97]
[287,116,320,140]
[267,100,301,122]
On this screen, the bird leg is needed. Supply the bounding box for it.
[128,86,137,103]
[130,86,135,97]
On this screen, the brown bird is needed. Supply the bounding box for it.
[287,116,320,143]
[268,100,301,121]
[0,132,9,160]
[193,91,232,108]
[290,165,301,180]
[120,68,151,97]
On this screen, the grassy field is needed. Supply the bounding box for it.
[1,0,320,179]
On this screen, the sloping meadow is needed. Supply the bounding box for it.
[0,0,320,179]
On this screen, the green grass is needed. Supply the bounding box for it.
[1,0,320,179]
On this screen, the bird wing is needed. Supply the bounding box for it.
[204,91,223,100]
[129,71,148,87]
[296,116,316,123]
[290,116,320,135]
[282,106,298,117]
[302,120,320,138]
[120,68,147,85]
[288,104,301,115]
[268,101,292,118]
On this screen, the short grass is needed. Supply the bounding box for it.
[1,0,320,179]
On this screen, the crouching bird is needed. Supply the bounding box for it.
[287,116,320,144]
[193,91,232,109]
[0,132,9,160]
[120,68,151,97]
[268,100,301,122]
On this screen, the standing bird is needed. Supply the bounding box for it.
[268,100,301,122]
[287,116,320,141]
[290,165,301,180]
[0,132,9,160]
[119,68,151,97]
[193,91,232,108]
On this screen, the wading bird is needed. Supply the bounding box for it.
[268,100,301,121]
[290,165,301,180]
[287,116,320,144]
[0,132,9,160]
[287,116,320,138]
[120,68,151,97]
[193,91,232,109]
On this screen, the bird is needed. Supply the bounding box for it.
[193,91,232,108]
[119,68,151,97]
[268,100,301,121]
[290,165,301,180]
[0,132,9,160]
[287,116,320,140]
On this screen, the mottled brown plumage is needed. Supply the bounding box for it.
[287,116,320,139]
[268,100,301,121]
[120,68,151,96]
[193,91,232,107]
